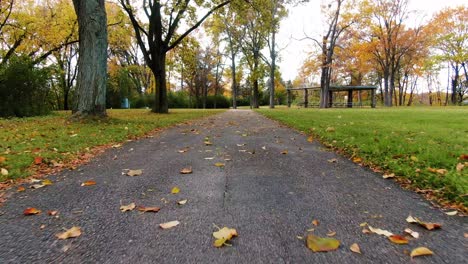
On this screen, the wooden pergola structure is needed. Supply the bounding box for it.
[286,85,378,108]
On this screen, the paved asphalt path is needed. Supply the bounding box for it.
[0,110,466,263]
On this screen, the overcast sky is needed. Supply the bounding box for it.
[276,0,468,81]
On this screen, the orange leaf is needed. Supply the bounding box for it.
[388,235,408,244]
[406,215,441,230]
[352,157,362,163]
[0,156,6,163]
[34,157,43,165]
[307,136,314,143]
[137,206,160,213]
[24,207,41,215]
[81,180,96,186]
[17,186,26,192]
[312,219,319,226]
[459,154,468,160]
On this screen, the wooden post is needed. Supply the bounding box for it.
[371,89,376,108]
[304,89,308,108]
[347,89,353,108]
[287,89,291,108]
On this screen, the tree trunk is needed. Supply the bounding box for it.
[269,30,276,109]
[71,0,108,118]
[152,53,168,113]
[230,51,237,109]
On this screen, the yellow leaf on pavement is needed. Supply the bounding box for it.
[410,247,433,258]
[171,187,180,194]
[56,226,81,240]
[306,234,340,252]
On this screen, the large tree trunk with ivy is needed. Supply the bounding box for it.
[71,0,108,118]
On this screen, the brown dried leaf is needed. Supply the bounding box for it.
[180,167,193,174]
[325,127,335,133]
[24,207,41,215]
[456,163,465,172]
[327,159,337,163]
[0,156,6,163]
[307,136,314,143]
[56,226,81,240]
[312,219,319,226]
[404,228,419,239]
[120,203,136,212]
[213,226,238,247]
[177,199,187,205]
[204,141,213,146]
[406,215,441,230]
[126,169,143,177]
[326,231,336,237]
[159,220,180,229]
[48,210,58,216]
[281,150,288,155]
[383,173,395,179]
[137,206,160,213]
[350,243,361,254]
[368,225,393,237]
[34,156,43,165]
[17,186,26,192]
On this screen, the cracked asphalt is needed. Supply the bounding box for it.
[0,109,466,263]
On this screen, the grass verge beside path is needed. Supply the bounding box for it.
[257,107,468,209]
[0,109,224,182]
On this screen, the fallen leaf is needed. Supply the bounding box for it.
[112,144,122,148]
[17,186,26,192]
[137,206,160,213]
[213,226,238,248]
[307,136,314,143]
[126,169,143,177]
[383,173,395,179]
[204,157,215,160]
[368,225,393,237]
[406,215,441,230]
[459,154,468,160]
[297,236,304,240]
[410,156,419,162]
[1,168,8,176]
[159,220,180,229]
[359,222,367,227]
[24,207,41,215]
[327,158,337,163]
[362,228,371,234]
[456,163,464,172]
[410,247,433,258]
[427,167,447,175]
[40,224,46,229]
[464,233,468,238]
[204,141,213,146]
[352,157,363,163]
[81,180,96,186]
[445,211,458,216]
[30,184,45,189]
[281,150,288,155]
[312,219,319,226]
[306,234,340,252]
[120,203,136,212]
[325,127,335,133]
[180,167,193,174]
[350,243,361,254]
[389,235,409,244]
[56,226,81,240]
[0,156,5,163]
[42,179,53,186]
[34,156,43,165]
[178,148,189,153]
[171,187,180,194]
[326,231,336,237]
[237,144,246,147]
[48,210,58,216]
[214,163,225,167]
[404,228,419,239]
[177,199,187,205]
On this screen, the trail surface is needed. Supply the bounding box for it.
[0,110,466,263]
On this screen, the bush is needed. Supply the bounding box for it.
[0,56,52,117]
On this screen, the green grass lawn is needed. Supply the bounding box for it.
[257,107,468,207]
[0,109,225,181]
